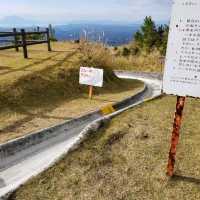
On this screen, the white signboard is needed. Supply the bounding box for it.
[163,0,200,97]
[79,67,104,87]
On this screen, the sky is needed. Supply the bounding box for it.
[0,0,173,24]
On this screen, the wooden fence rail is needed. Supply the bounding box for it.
[0,28,52,58]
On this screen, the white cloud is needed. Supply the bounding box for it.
[0,0,173,23]
[112,0,172,21]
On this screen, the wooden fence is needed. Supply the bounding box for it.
[0,28,52,58]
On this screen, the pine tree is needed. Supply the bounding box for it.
[160,25,169,55]
[134,31,143,48]
[134,16,169,55]
[135,16,158,52]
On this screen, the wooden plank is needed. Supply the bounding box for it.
[26,40,47,46]
[13,28,19,52]
[0,32,21,37]
[0,31,47,37]
[0,28,51,57]
[0,40,48,50]
[0,45,16,50]
[25,31,47,35]
[21,29,28,58]
[46,28,52,51]
[0,31,13,34]
[0,39,14,42]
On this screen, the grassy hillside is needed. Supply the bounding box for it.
[112,46,163,72]
[0,41,143,143]
[9,96,200,200]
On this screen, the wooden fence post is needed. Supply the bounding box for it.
[46,28,52,52]
[13,28,19,52]
[21,29,28,58]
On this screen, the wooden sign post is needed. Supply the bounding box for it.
[89,85,93,99]
[163,0,200,176]
[79,67,104,99]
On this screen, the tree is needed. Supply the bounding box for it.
[156,25,165,48]
[134,31,143,48]
[160,25,169,55]
[134,16,158,52]
[134,16,169,55]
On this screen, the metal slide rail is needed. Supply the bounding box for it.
[0,71,162,199]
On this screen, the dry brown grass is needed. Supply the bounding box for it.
[113,49,163,72]
[78,41,163,73]
[0,42,78,86]
[9,95,200,200]
[78,41,115,69]
[0,82,142,144]
[0,41,143,143]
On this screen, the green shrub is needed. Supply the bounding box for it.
[114,46,118,51]
[134,16,169,55]
[122,47,131,57]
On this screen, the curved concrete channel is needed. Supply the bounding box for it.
[0,71,162,199]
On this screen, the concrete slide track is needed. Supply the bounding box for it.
[0,71,162,199]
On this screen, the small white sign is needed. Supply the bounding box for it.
[163,0,200,98]
[79,67,104,87]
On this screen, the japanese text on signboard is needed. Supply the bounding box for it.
[163,0,200,97]
[79,67,104,87]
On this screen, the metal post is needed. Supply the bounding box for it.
[21,29,28,58]
[13,28,19,52]
[46,28,52,51]
[167,96,186,177]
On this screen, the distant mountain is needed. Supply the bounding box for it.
[0,16,40,27]
[54,24,140,46]
[0,16,169,46]
[0,17,141,46]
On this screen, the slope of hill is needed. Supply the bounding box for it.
[8,95,200,200]
[0,41,143,143]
